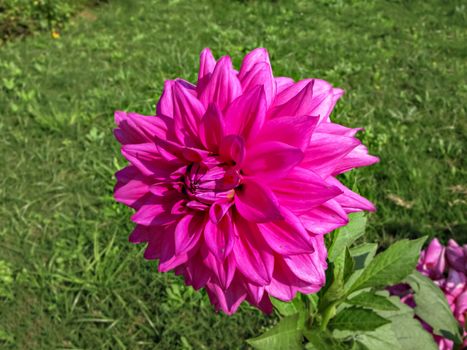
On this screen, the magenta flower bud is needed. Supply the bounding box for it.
[446,239,465,273]
[455,290,466,326]
[421,238,446,278]
[445,268,465,299]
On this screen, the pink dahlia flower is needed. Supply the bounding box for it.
[114,48,379,314]
[390,238,467,349]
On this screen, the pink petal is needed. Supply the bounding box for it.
[243,141,304,180]
[204,212,235,260]
[198,48,216,84]
[183,251,211,290]
[315,122,361,137]
[174,213,205,255]
[270,167,342,214]
[238,48,270,76]
[232,213,274,285]
[114,111,174,144]
[275,77,294,94]
[326,177,376,213]
[173,80,205,144]
[446,239,465,273]
[332,144,380,175]
[204,249,236,289]
[302,133,361,177]
[235,179,282,223]
[268,80,314,119]
[206,275,247,315]
[265,257,321,301]
[114,166,151,208]
[422,238,446,278]
[300,199,349,235]
[156,80,174,118]
[219,134,246,166]
[224,85,267,143]
[121,143,185,179]
[131,190,184,226]
[129,225,152,243]
[258,208,314,255]
[284,250,326,286]
[256,115,318,150]
[199,104,225,151]
[239,60,276,107]
[199,56,242,111]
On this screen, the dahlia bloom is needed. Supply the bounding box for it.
[390,238,467,349]
[114,48,379,314]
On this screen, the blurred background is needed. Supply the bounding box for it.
[0,0,465,348]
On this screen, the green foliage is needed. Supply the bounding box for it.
[247,315,302,350]
[329,307,390,331]
[250,214,445,350]
[347,237,426,293]
[405,271,463,343]
[347,292,399,311]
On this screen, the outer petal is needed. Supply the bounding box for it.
[268,80,314,119]
[243,141,304,180]
[121,143,185,179]
[199,56,242,111]
[172,80,205,144]
[204,212,235,260]
[283,250,326,286]
[204,250,236,289]
[275,77,294,94]
[270,167,342,214]
[446,239,465,273]
[114,166,151,208]
[235,179,282,223]
[174,213,205,255]
[224,85,267,143]
[422,238,446,278]
[326,177,376,213]
[258,208,314,255]
[232,213,274,285]
[198,48,216,83]
[156,80,174,118]
[239,50,276,107]
[114,111,173,144]
[332,144,380,175]
[199,104,225,151]
[131,189,184,226]
[256,115,318,150]
[206,275,247,315]
[302,133,361,178]
[300,199,349,235]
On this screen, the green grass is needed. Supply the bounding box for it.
[0,0,465,348]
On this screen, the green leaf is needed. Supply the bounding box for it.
[404,271,462,343]
[247,314,302,350]
[329,307,390,331]
[271,297,299,317]
[328,213,367,262]
[304,330,348,350]
[350,243,378,270]
[320,248,354,310]
[348,237,426,293]
[345,243,378,289]
[347,291,399,311]
[334,296,437,350]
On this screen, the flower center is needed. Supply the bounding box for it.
[184,156,240,205]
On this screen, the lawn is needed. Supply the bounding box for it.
[0,0,465,348]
